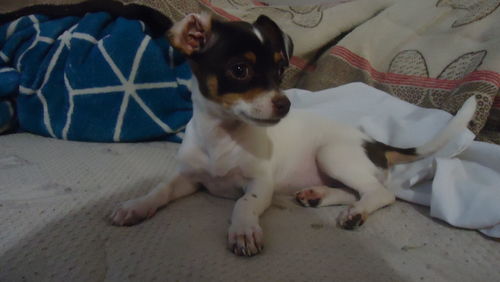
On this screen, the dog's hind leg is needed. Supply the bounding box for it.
[316,145,396,230]
[295,186,357,207]
[110,172,198,226]
[336,185,395,230]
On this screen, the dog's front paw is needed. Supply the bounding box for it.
[110,197,157,226]
[337,207,367,230]
[295,188,323,207]
[228,221,263,257]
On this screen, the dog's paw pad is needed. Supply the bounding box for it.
[228,223,263,257]
[295,189,323,207]
[109,199,156,226]
[337,209,366,230]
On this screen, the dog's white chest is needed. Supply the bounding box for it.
[179,155,250,199]
[195,167,248,199]
[177,131,253,199]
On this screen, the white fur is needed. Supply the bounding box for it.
[233,90,280,124]
[252,26,264,44]
[111,76,476,256]
[416,96,476,155]
[281,32,292,60]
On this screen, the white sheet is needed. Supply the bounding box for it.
[286,83,500,238]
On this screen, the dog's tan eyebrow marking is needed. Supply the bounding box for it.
[244,52,257,63]
[274,52,283,63]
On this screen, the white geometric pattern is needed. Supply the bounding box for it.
[16,15,55,71]
[61,36,185,141]
[8,14,192,142]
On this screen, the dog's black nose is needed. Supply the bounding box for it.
[272,95,291,117]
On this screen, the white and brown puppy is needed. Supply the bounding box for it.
[110,13,477,256]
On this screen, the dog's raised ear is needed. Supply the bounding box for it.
[253,15,294,65]
[167,13,215,56]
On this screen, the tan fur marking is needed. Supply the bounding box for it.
[219,93,242,107]
[244,52,257,63]
[385,152,419,167]
[274,52,283,63]
[217,88,268,108]
[240,88,268,101]
[206,75,218,98]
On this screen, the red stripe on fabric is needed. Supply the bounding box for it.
[330,46,500,89]
[252,1,268,6]
[290,56,310,70]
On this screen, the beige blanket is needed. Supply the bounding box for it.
[297,0,500,142]
[2,133,500,281]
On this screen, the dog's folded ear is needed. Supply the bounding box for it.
[253,15,293,65]
[167,13,214,56]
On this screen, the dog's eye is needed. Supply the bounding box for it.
[228,63,252,80]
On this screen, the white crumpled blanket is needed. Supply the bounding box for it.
[287,83,500,238]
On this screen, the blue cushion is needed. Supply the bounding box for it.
[0,12,192,142]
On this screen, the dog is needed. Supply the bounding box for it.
[110,13,477,256]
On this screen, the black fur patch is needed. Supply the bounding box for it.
[342,214,364,230]
[307,198,320,207]
[363,140,417,169]
[0,0,172,37]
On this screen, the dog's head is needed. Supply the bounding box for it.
[169,13,293,126]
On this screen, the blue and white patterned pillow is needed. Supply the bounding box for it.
[0,12,192,142]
